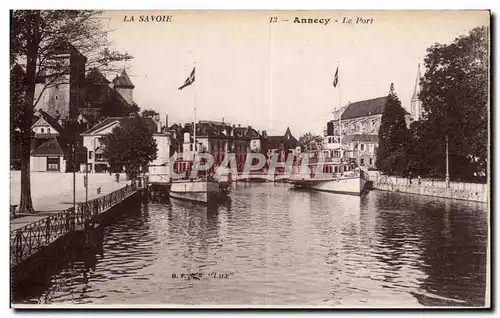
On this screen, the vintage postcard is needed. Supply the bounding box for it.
[9,10,490,308]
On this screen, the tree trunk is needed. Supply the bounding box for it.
[19,129,34,213]
[18,12,40,214]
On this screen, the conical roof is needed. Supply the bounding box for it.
[112,69,135,88]
[284,127,297,141]
[86,67,110,84]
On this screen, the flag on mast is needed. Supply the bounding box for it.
[333,66,339,88]
[178,67,195,90]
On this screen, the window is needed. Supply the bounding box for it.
[190,144,193,151]
[360,158,364,165]
[369,158,373,165]
[47,128,50,133]
[41,128,45,133]
[47,157,59,171]
[89,151,93,160]
[360,144,364,151]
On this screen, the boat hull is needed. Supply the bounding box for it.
[291,175,367,196]
[170,180,228,203]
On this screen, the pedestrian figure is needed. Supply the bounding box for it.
[408,171,413,185]
[115,173,120,183]
[418,175,422,185]
[97,187,102,194]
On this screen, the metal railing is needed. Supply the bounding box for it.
[11,182,138,267]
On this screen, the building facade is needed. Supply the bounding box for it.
[324,96,410,170]
[30,110,71,172]
[266,127,299,162]
[34,43,87,122]
[168,121,268,174]
[81,116,168,173]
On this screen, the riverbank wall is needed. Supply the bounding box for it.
[369,173,488,203]
[10,181,147,287]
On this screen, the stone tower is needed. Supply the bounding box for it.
[112,69,135,105]
[410,63,423,122]
[34,43,87,121]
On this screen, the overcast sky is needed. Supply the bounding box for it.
[102,10,488,136]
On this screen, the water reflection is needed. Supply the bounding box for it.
[13,185,488,307]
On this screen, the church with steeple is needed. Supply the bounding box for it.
[410,63,425,122]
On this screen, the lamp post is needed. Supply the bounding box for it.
[445,135,450,187]
[72,142,76,212]
[83,146,88,202]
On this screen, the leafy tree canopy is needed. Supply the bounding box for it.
[141,109,159,118]
[103,117,158,180]
[418,26,488,180]
[298,132,323,152]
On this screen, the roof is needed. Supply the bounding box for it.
[112,69,135,88]
[11,63,25,79]
[86,68,110,84]
[267,127,298,149]
[81,116,158,135]
[31,139,67,156]
[175,122,262,140]
[267,136,285,149]
[411,64,422,100]
[284,127,297,142]
[341,97,388,120]
[51,42,87,62]
[34,110,64,134]
[81,117,121,135]
[342,134,379,143]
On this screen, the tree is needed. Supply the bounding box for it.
[376,83,410,175]
[419,26,489,181]
[407,121,444,178]
[298,132,323,152]
[102,117,158,180]
[141,109,159,118]
[10,64,27,169]
[11,10,133,213]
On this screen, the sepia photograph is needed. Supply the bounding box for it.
[9,10,490,308]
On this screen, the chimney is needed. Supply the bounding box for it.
[262,130,267,138]
[165,113,169,129]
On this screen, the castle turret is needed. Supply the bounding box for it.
[112,69,135,105]
[410,63,423,122]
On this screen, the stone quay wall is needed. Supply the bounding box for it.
[368,172,488,203]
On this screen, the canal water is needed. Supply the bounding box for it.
[14,183,488,307]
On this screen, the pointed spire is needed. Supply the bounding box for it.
[112,68,135,88]
[389,82,396,98]
[411,63,422,100]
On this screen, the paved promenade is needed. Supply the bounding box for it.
[10,171,130,231]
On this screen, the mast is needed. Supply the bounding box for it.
[193,61,197,158]
[336,62,343,174]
